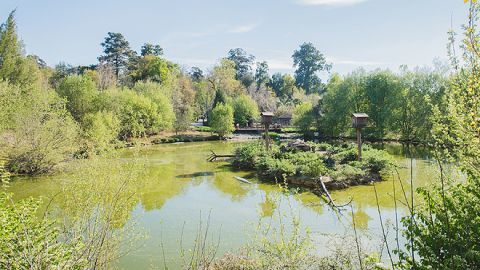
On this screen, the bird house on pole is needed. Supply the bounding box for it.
[352,113,369,129]
[261,112,274,125]
[352,113,369,161]
[261,112,274,150]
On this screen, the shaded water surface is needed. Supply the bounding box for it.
[6,141,439,269]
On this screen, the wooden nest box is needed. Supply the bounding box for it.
[352,113,369,129]
[261,112,274,125]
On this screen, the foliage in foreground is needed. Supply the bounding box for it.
[0,159,143,269]
[395,3,480,268]
[0,192,90,269]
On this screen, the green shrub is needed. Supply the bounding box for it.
[312,142,335,152]
[280,127,300,133]
[285,152,329,177]
[265,132,279,140]
[82,110,120,154]
[232,142,267,169]
[195,126,212,132]
[332,147,358,164]
[330,164,365,182]
[3,90,79,175]
[255,156,295,181]
[360,148,393,173]
[56,75,97,122]
[116,89,173,138]
[210,103,235,138]
[233,94,259,127]
[0,192,88,269]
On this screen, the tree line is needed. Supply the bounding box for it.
[0,9,449,176]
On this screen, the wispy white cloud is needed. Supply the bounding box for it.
[297,0,367,7]
[328,57,383,66]
[227,23,258,34]
[266,58,294,71]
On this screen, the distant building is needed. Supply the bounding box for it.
[275,112,292,126]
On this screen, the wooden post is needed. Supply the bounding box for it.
[261,112,274,151]
[264,123,270,151]
[356,128,362,161]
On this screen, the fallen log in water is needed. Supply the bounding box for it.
[316,176,352,209]
[207,150,235,162]
[234,176,252,184]
[318,176,336,206]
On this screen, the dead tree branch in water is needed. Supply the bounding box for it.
[207,150,234,162]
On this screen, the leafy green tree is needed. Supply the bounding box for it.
[82,110,120,153]
[233,94,259,127]
[227,48,255,87]
[320,71,367,136]
[1,85,79,175]
[255,61,270,89]
[208,58,244,97]
[140,43,163,56]
[98,32,134,78]
[56,75,98,122]
[117,90,161,138]
[189,66,204,82]
[393,67,446,141]
[292,42,331,94]
[0,10,38,86]
[280,74,298,101]
[292,102,315,136]
[364,71,401,139]
[269,73,284,96]
[173,76,195,133]
[27,54,47,69]
[210,103,234,138]
[194,80,214,123]
[49,62,76,87]
[212,89,229,108]
[128,55,176,84]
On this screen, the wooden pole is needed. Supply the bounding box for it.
[356,128,362,161]
[265,123,270,151]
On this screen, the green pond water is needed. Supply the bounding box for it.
[5,141,439,269]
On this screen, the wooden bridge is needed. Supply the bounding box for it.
[234,124,292,133]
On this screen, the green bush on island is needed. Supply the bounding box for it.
[280,127,300,133]
[256,156,296,180]
[284,151,330,178]
[195,126,212,132]
[232,142,273,169]
[232,141,394,183]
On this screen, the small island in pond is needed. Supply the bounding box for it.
[230,140,394,193]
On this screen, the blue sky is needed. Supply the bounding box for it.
[0,0,468,75]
